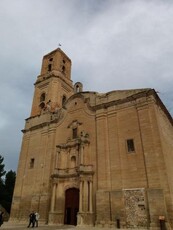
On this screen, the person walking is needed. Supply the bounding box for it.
[35,212,40,227]
[27,211,36,228]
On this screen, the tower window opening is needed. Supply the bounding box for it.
[74,82,83,93]
[48,64,52,71]
[40,93,46,102]
[39,102,45,109]
[76,85,79,92]
[73,128,77,139]
[126,139,135,152]
[62,95,67,105]
[49,58,53,61]
[30,158,35,169]
[62,65,65,73]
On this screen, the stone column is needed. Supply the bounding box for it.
[84,180,88,212]
[56,148,61,168]
[89,181,93,213]
[66,149,70,168]
[80,144,84,164]
[50,183,56,212]
[79,180,83,212]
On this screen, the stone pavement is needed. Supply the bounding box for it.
[0,222,75,229]
[0,222,149,230]
[0,224,148,230]
[0,222,120,230]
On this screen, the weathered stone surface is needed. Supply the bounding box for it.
[10,48,173,229]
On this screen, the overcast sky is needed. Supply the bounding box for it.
[0,0,173,172]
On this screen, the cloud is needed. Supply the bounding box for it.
[0,0,173,171]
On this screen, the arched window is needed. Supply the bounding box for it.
[48,64,52,71]
[74,82,83,93]
[40,93,46,102]
[62,65,65,73]
[62,95,67,105]
[30,158,35,169]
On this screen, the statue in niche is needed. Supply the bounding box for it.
[80,130,89,143]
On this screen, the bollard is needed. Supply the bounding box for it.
[116,219,120,229]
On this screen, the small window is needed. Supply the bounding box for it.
[74,82,83,93]
[40,93,46,102]
[49,58,53,61]
[73,128,77,139]
[76,85,80,92]
[62,95,66,105]
[126,139,135,152]
[48,64,52,71]
[62,65,65,73]
[30,158,35,169]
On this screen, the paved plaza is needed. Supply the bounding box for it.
[0,222,76,229]
[0,222,149,230]
[0,224,121,230]
[0,222,123,230]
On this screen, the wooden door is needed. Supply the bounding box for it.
[64,188,79,225]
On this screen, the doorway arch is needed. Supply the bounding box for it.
[64,188,79,225]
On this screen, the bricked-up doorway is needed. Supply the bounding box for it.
[64,188,79,225]
[123,189,148,228]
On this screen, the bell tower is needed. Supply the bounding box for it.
[30,48,74,117]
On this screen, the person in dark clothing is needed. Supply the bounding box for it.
[0,211,4,227]
[27,211,36,228]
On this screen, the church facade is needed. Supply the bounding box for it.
[10,48,173,229]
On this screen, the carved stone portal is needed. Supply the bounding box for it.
[50,126,94,226]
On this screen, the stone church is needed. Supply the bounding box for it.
[10,48,173,229]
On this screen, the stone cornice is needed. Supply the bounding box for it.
[51,164,94,179]
[92,89,173,125]
[93,89,151,110]
[22,88,172,134]
[22,121,55,133]
[34,70,73,90]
